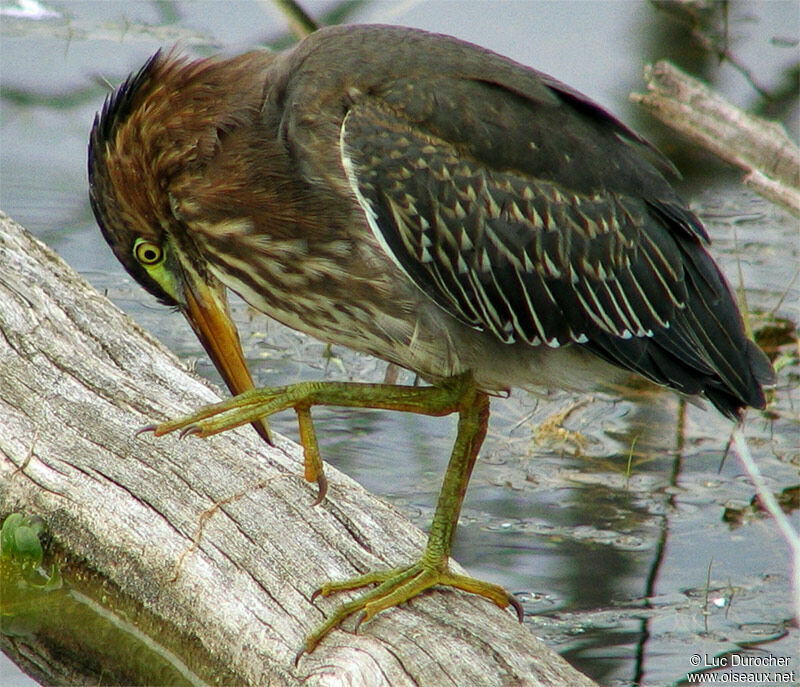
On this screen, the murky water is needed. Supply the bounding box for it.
[1,2,798,686]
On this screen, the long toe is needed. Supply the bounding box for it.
[301,560,519,655]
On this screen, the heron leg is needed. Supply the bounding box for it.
[141,373,522,655]
[299,383,522,656]
[141,376,465,502]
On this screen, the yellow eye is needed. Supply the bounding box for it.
[133,239,164,266]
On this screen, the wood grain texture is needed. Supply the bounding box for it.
[0,211,596,686]
[632,60,800,217]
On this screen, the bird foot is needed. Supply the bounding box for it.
[138,379,469,504]
[296,559,523,660]
[138,384,331,500]
[141,386,294,438]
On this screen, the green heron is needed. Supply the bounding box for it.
[88,25,774,654]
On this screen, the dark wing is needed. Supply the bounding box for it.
[338,75,772,417]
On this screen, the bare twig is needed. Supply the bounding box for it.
[272,0,318,39]
[632,60,800,216]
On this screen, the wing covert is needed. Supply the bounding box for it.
[340,103,687,351]
[278,25,770,414]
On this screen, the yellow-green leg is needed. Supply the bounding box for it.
[301,381,522,657]
[144,376,468,502]
[140,373,522,656]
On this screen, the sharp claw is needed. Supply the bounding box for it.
[179,425,202,439]
[293,645,306,668]
[310,587,323,604]
[353,610,367,634]
[509,592,525,623]
[135,424,157,437]
[311,473,328,506]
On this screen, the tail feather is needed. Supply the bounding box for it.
[582,218,774,418]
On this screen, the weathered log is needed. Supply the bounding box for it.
[631,60,800,216]
[0,210,596,686]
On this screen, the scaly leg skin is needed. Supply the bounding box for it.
[140,373,523,656]
[140,377,467,502]
[295,404,328,504]
[300,382,523,659]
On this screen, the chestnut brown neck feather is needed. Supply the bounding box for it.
[91,47,345,282]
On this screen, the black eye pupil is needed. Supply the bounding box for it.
[135,241,162,264]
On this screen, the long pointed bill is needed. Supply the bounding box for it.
[180,274,272,445]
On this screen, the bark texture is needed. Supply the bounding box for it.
[632,60,800,216]
[0,211,596,686]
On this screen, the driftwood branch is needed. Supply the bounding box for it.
[0,211,596,687]
[631,60,800,216]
